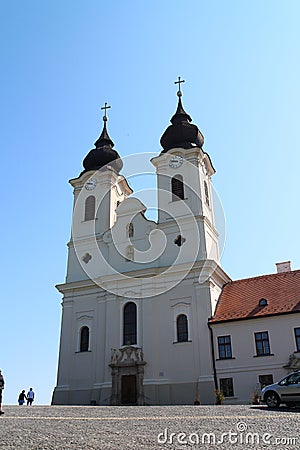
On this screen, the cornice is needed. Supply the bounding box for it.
[56,260,230,295]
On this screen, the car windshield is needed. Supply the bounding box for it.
[279,372,300,386]
[287,373,300,384]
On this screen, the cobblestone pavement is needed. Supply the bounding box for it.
[0,405,299,449]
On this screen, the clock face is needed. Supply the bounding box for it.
[169,155,183,168]
[85,178,97,190]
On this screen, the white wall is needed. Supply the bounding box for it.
[212,314,300,403]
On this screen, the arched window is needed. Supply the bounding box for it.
[177,314,188,342]
[123,302,137,345]
[80,326,89,352]
[204,181,210,206]
[127,222,134,238]
[84,195,95,221]
[172,175,184,201]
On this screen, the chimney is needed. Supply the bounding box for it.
[276,261,291,273]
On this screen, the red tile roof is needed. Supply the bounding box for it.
[211,269,300,323]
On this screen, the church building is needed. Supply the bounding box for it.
[52,81,300,406]
[52,80,231,405]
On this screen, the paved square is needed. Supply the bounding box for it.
[0,405,299,449]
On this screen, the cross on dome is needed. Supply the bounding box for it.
[101,102,111,122]
[174,76,185,97]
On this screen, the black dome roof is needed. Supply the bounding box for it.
[82,119,123,174]
[160,96,204,152]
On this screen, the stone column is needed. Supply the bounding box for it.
[110,366,118,405]
[136,363,146,405]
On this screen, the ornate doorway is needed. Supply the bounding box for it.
[121,375,137,405]
[110,346,146,405]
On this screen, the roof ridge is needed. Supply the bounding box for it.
[227,269,300,285]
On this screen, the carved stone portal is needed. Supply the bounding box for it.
[284,353,300,371]
[109,346,146,405]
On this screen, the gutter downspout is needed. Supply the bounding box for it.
[208,319,218,390]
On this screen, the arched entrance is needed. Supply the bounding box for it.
[110,346,146,405]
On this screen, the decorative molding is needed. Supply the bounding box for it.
[77,314,93,321]
[110,346,145,367]
[170,301,191,308]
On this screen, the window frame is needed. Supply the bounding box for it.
[123,302,137,346]
[258,374,274,388]
[84,195,96,221]
[176,314,189,343]
[79,326,90,352]
[254,331,271,356]
[171,175,184,201]
[294,327,300,352]
[219,377,234,397]
[217,335,232,359]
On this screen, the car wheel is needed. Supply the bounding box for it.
[265,392,280,408]
[285,402,296,408]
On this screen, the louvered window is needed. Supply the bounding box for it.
[172,175,184,201]
[84,195,95,221]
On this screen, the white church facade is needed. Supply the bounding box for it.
[52,83,300,406]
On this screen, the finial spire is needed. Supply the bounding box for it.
[160,78,204,152]
[174,76,185,97]
[81,102,123,175]
[94,102,114,149]
[101,102,111,122]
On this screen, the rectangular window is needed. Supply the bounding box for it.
[217,335,232,359]
[294,328,300,351]
[258,374,273,388]
[255,331,271,356]
[219,378,234,397]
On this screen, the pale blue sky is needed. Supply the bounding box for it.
[1,0,299,404]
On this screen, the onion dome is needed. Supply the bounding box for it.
[160,89,204,153]
[82,105,123,174]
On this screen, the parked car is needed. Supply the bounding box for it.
[261,371,300,408]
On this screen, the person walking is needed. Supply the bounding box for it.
[0,370,5,415]
[27,388,35,406]
[18,390,27,405]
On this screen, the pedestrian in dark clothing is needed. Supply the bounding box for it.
[0,370,5,415]
[18,390,27,405]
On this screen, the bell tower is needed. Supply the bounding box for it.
[52,105,133,406]
[65,105,132,284]
[151,78,220,265]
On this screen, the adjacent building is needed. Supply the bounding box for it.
[210,262,300,404]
